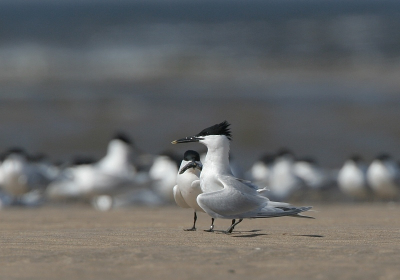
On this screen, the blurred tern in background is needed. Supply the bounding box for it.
[294,156,333,191]
[337,155,370,200]
[367,153,400,200]
[46,133,150,210]
[268,148,305,201]
[0,148,54,206]
[172,121,314,234]
[246,152,275,187]
[148,151,180,203]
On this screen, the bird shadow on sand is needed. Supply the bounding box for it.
[292,234,324,238]
[230,233,324,238]
[210,230,324,238]
[231,233,269,238]
[230,230,268,238]
[210,229,267,237]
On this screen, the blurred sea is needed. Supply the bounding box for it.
[1,0,400,169]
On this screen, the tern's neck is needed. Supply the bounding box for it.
[203,138,232,175]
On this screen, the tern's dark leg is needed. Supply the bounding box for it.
[224,219,243,234]
[184,211,197,231]
[231,219,240,230]
[204,218,215,232]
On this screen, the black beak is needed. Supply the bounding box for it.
[171,136,204,144]
[179,160,203,174]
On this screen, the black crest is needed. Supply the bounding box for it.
[259,153,276,164]
[113,132,132,145]
[183,150,201,162]
[72,155,98,166]
[276,147,294,157]
[376,153,391,161]
[2,147,27,159]
[196,121,232,140]
[350,154,363,163]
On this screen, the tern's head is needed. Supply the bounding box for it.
[112,132,132,146]
[2,147,28,163]
[106,132,134,157]
[375,153,391,161]
[179,150,203,174]
[171,121,232,148]
[349,154,363,163]
[183,150,201,162]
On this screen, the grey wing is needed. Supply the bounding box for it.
[197,175,268,217]
[217,175,260,195]
[173,185,190,208]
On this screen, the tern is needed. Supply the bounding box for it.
[337,155,370,200]
[148,151,180,202]
[0,148,53,205]
[173,150,204,231]
[268,148,305,201]
[367,153,400,200]
[294,157,331,190]
[173,150,238,232]
[247,153,275,187]
[172,121,313,233]
[46,133,145,210]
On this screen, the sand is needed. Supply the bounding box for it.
[1,203,399,280]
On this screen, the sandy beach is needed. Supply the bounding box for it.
[0,203,399,280]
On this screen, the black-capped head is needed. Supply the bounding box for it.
[349,154,363,163]
[296,156,317,165]
[2,147,28,159]
[112,132,132,145]
[27,153,48,163]
[259,153,276,165]
[375,153,391,161]
[71,155,98,166]
[195,121,232,140]
[183,150,201,162]
[179,150,203,174]
[276,147,295,158]
[172,121,232,144]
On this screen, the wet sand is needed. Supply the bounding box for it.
[1,203,399,280]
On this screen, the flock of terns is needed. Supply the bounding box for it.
[0,121,399,231]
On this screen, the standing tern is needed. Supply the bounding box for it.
[46,133,146,210]
[173,150,204,231]
[268,148,305,201]
[367,153,400,200]
[149,151,180,202]
[247,153,275,187]
[0,148,54,205]
[172,121,313,233]
[173,150,238,232]
[337,155,370,200]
